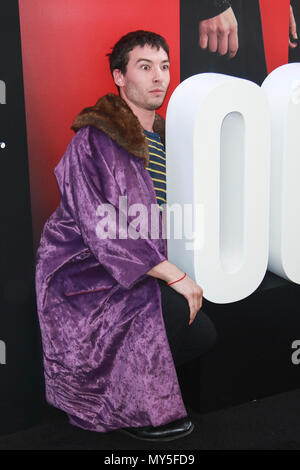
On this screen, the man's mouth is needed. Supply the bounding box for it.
[149,89,165,94]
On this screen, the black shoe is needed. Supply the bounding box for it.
[119,417,194,442]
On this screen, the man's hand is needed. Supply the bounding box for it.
[290,4,298,49]
[199,7,238,59]
[147,260,203,325]
[170,274,203,326]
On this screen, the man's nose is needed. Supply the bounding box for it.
[152,67,162,82]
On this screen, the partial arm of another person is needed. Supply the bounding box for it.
[290,2,298,49]
[147,260,203,326]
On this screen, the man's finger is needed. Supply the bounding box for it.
[199,30,208,50]
[208,32,218,53]
[227,30,239,59]
[188,299,195,325]
[217,32,229,56]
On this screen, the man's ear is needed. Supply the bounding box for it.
[113,69,125,87]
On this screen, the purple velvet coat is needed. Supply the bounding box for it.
[35,95,187,432]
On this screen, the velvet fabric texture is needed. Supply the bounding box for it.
[35,94,187,432]
[71,93,165,169]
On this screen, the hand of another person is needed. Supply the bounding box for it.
[169,274,203,326]
[199,7,238,59]
[290,4,298,49]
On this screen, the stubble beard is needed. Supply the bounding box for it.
[124,84,167,111]
[144,92,167,111]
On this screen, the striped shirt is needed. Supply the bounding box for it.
[144,129,166,209]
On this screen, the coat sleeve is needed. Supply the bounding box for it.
[54,126,167,290]
[197,0,231,20]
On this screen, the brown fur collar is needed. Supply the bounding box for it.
[71,93,165,168]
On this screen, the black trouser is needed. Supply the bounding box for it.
[157,279,217,368]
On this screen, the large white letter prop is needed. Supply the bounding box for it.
[262,63,300,284]
[166,74,271,303]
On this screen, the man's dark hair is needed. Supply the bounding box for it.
[107,30,169,78]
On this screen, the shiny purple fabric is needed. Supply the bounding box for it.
[35,125,187,432]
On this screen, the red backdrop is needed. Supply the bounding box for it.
[19,0,290,250]
[19,0,180,249]
[260,0,290,73]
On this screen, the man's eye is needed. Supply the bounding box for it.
[141,64,150,70]
[162,64,170,70]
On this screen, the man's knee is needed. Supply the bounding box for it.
[188,310,217,357]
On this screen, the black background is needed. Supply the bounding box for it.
[0,0,42,436]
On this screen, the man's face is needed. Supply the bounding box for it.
[114,45,170,111]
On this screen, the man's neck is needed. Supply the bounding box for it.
[120,94,155,132]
